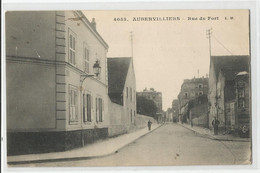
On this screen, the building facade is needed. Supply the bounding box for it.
[107,57,136,136]
[208,55,249,132]
[177,77,208,124]
[6,11,109,155]
[137,88,163,122]
[171,99,179,122]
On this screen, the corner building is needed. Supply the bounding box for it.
[6,11,109,155]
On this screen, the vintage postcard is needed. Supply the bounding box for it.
[4,9,252,168]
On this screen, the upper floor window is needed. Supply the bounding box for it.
[199,84,203,89]
[238,88,245,108]
[69,29,76,65]
[130,88,132,102]
[185,93,188,98]
[83,44,90,73]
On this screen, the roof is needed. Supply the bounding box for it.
[76,11,109,49]
[107,57,132,95]
[211,55,249,80]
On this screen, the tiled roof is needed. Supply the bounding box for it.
[107,57,131,95]
[211,55,250,80]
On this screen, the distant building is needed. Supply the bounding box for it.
[208,55,250,132]
[165,108,173,122]
[172,99,179,122]
[6,11,109,155]
[178,77,209,125]
[137,88,163,122]
[107,57,136,136]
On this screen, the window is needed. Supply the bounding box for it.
[69,86,78,122]
[133,90,136,103]
[69,30,76,65]
[96,98,98,122]
[96,97,104,122]
[83,44,90,73]
[238,88,245,98]
[199,84,202,89]
[83,93,91,122]
[98,98,103,122]
[185,93,188,98]
[131,109,133,123]
[130,88,132,102]
[199,91,203,96]
[105,54,108,81]
[238,99,245,108]
[127,108,129,123]
[238,88,245,108]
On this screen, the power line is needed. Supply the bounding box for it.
[212,34,233,55]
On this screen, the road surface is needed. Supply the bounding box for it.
[14,123,251,167]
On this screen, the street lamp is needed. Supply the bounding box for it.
[80,60,101,88]
[93,60,101,77]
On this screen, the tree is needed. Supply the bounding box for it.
[136,95,157,118]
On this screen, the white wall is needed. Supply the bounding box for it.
[63,11,109,131]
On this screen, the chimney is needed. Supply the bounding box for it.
[91,18,96,31]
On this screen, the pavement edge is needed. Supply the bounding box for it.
[7,124,164,165]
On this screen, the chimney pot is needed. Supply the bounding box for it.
[91,18,96,31]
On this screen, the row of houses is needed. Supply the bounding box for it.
[5,11,147,155]
[171,56,250,135]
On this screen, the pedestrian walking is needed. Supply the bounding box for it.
[148,120,152,131]
[212,117,220,135]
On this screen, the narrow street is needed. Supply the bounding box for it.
[15,123,251,167]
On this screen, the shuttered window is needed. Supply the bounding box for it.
[69,86,78,122]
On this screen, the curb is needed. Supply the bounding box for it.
[178,123,250,142]
[8,124,164,165]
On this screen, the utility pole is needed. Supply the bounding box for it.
[206,28,213,56]
[130,31,134,58]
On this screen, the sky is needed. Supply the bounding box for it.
[84,10,250,111]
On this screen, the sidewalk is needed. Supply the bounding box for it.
[178,123,250,142]
[7,124,162,165]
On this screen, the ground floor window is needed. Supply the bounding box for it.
[69,86,78,122]
[96,97,104,122]
[83,93,91,122]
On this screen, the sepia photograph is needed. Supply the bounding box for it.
[3,6,255,169]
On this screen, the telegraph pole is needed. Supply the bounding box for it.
[130,31,134,58]
[206,28,213,56]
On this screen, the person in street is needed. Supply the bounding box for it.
[148,120,152,131]
[212,117,220,135]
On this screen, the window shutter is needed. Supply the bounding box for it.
[96,97,99,122]
[69,89,71,120]
[83,94,85,122]
[91,95,93,109]
[75,90,78,120]
[102,99,104,122]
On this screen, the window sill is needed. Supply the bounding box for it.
[69,121,79,125]
[84,121,92,125]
